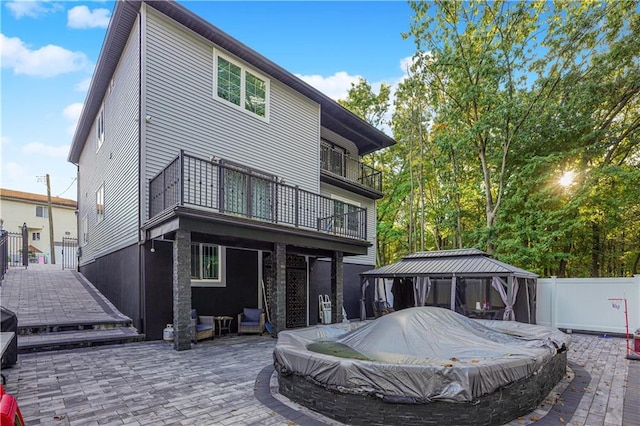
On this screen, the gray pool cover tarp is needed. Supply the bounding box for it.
[274,307,570,403]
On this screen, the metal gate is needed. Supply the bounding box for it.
[61,237,78,270]
[263,253,308,329]
[1,224,28,280]
[285,255,307,328]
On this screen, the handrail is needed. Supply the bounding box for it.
[320,143,382,192]
[149,153,367,240]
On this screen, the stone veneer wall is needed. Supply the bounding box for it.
[278,351,567,426]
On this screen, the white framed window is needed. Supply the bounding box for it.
[35,205,48,218]
[214,51,269,120]
[82,215,88,245]
[32,232,40,241]
[96,184,104,223]
[191,244,225,287]
[96,106,105,151]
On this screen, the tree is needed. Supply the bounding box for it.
[402,0,640,276]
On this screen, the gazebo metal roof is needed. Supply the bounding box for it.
[361,248,538,279]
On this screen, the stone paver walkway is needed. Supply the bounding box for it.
[1,264,128,327]
[2,333,636,426]
[1,264,637,425]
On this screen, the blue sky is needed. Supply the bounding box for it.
[1,1,415,201]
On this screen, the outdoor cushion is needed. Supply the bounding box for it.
[240,321,260,326]
[243,308,262,322]
[191,309,198,321]
[195,324,212,332]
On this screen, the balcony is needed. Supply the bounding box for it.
[149,151,368,241]
[320,143,383,199]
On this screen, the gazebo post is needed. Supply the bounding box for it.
[450,275,457,312]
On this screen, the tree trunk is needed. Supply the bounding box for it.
[590,221,600,277]
[557,258,567,278]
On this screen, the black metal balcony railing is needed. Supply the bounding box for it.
[149,151,367,240]
[320,143,382,192]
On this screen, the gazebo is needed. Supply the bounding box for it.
[360,248,538,323]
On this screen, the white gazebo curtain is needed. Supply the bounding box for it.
[360,278,370,320]
[491,276,519,321]
[413,276,432,307]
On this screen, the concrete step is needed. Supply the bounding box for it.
[17,318,133,335]
[17,327,145,353]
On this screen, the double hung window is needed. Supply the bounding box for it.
[36,205,48,218]
[96,107,105,151]
[96,184,104,223]
[82,215,88,245]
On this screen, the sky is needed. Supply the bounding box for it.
[1,1,416,201]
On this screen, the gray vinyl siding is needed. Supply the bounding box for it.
[141,8,320,220]
[77,18,140,265]
[320,184,376,266]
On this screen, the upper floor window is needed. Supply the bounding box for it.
[32,232,40,241]
[82,215,88,245]
[96,184,104,223]
[214,52,269,120]
[35,205,48,218]
[96,107,105,151]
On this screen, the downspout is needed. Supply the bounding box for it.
[137,6,146,334]
[75,164,80,270]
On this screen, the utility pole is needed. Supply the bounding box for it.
[38,174,56,264]
[46,174,55,264]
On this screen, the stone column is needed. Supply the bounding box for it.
[272,243,287,333]
[173,229,192,350]
[331,251,344,323]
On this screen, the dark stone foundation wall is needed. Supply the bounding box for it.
[278,351,567,426]
[80,244,141,331]
[310,260,372,324]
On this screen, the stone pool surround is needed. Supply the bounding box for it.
[277,350,567,426]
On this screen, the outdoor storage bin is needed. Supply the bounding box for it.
[0,307,17,368]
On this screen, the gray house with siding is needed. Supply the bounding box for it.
[68,0,395,349]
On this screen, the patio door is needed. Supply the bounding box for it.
[221,161,275,220]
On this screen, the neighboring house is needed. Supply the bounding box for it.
[0,188,77,264]
[68,0,395,348]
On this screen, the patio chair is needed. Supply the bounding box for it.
[237,308,265,335]
[372,300,394,318]
[191,309,215,342]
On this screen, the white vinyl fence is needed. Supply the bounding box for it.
[537,275,640,335]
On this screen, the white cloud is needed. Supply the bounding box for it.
[63,102,84,135]
[67,5,111,29]
[75,77,92,92]
[294,60,413,137]
[5,1,62,19]
[295,71,362,101]
[3,162,29,182]
[0,136,10,146]
[0,33,91,77]
[400,56,414,75]
[22,142,70,158]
